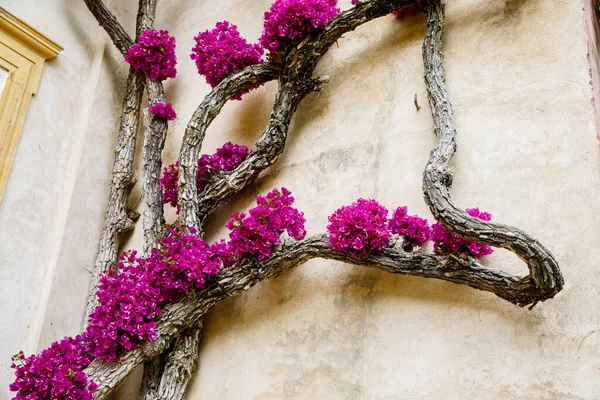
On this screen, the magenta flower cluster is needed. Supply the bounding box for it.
[227,187,306,260]
[431,208,494,258]
[327,200,493,258]
[125,29,177,81]
[11,187,307,399]
[160,142,250,209]
[185,1,347,96]
[209,142,250,171]
[159,161,180,208]
[327,199,390,256]
[190,21,263,99]
[85,189,301,361]
[150,102,177,120]
[85,252,161,361]
[259,0,340,53]
[9,335,97,399]
[85,227,229,361]
[197,142,250,191]
[388,206,432,249]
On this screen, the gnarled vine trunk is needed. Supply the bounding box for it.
[76,0,564,398]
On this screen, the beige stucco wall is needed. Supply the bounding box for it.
[2,0,600,399]
[0,1,135,398]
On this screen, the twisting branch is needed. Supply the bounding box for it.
[83,0,133,56]
[196,75,324,225]
[177,63,280,228]
[132,0,166,254]
[141,72,196,400]
[174,60,324,400]
[170,55,281,400]
[136,0,157,36]
[85,232,549,397]
[75,0,564,398]
[141,79,167,253]
[140,327,202,400]
[193,0,418,226]
[138,351,166,400]
[130,0,185,396]
[173,21,280,400]
[420,0,564,307]
[84,69,144,319]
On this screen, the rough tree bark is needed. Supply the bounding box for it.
[81,0,194,397]
[420,0,563,306]
[83,0,133,56]
[86,231,560,398]
[83,0,146,319]
[77,0,564,398]
[141,81,167,252]
[177,63,279,228]
[131,0,197,398]
[84,69,144,319]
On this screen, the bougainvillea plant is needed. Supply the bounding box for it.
[388,206,432,250]
[84,225,238,361]
[260,0,340,54]
[327,198,391,256]
[125,29,177,81]
[9,335,97,400]
[431,208,494,258]
[190,21,263,99]
[10,0,565,398]
[149,102,177,120]
[10,188,305,398]
[226,187,306,260]
[160,142,250,210]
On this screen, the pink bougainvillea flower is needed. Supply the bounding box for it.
[190,21,263,99]
[260,0,340,54]
[226,187,306,260]
[388,206,432,249]
[10,335,97,399]
[150,102,177,120]
[327,198,390,256]
[431,207,494,258]
[160,142,250,209]
[126,29,177,81]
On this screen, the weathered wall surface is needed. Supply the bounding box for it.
[2,0,600,399]
[0,1,134,398]
[162,0,600,398]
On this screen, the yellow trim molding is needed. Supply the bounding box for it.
[0,7,62,204]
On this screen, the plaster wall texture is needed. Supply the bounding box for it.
[0,0,135,398]
[1,0,600,399]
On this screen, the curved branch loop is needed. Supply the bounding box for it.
[80,0,565,397]
[420,0,563,306]
[86,232,546,397]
